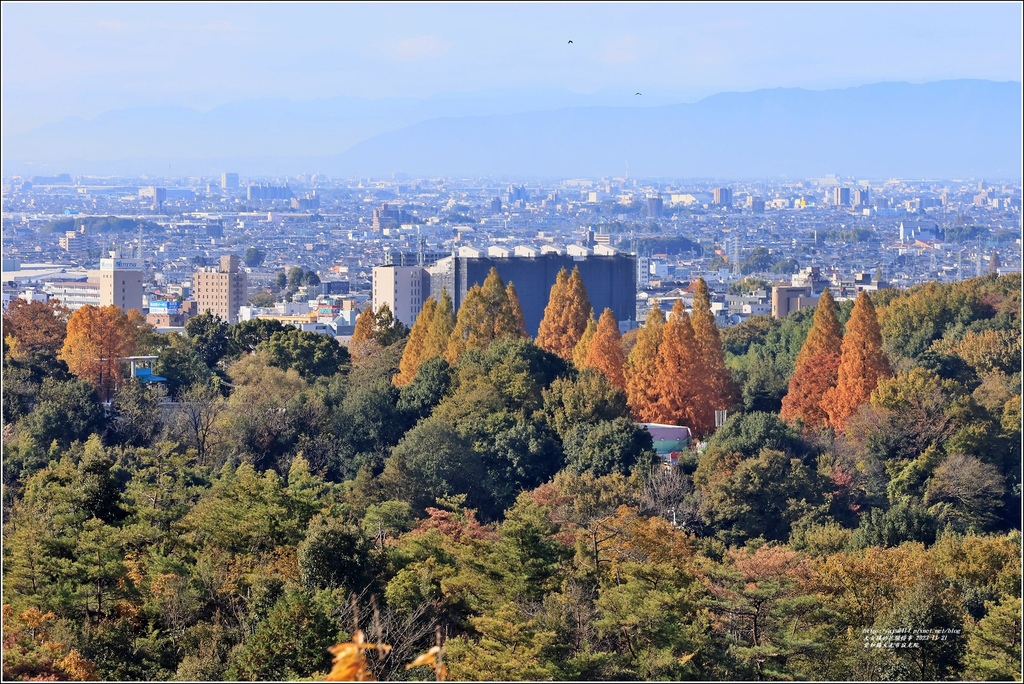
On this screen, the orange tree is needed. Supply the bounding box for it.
[823,291,892,431]
[781,287,843,428]
[58,305,143,400]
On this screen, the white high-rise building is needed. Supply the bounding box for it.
[636,256,651,289]
[372,265,429,328]
[98,258,144,313]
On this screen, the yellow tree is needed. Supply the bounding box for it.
[625,299,665,422]
[349,306,378,361]
[586,308,627,392]
[394,295,437,386]
[536,266,592,361]
[572,312,598,370]
[59,305,140,400]
[446,285,494,362]
[536,268,570,357]
[483,269,526,340]
[780,287,843,428]
[447,270,528,362]
[652,300,702,431]
[504,282,528,339]
[423,288,456,360]
[691,278,737,429]
[823,290,892,431]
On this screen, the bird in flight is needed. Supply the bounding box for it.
[635,92,642,96]
[568,40,573,44]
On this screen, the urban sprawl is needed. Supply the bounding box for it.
[2,173,1020,340]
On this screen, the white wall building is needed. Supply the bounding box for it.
[372,265,428,328]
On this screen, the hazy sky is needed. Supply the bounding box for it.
[2,2,1022,134]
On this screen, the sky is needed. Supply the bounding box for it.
[2,2,1022,135]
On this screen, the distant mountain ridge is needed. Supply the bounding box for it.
[331,80,1021,179]
[3,80,1019,179]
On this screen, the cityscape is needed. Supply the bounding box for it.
[1,3,1021,683]
[3,172,1020,336]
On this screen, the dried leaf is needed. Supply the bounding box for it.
[325,631,392,681]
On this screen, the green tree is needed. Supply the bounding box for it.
[258,328,349,379]
[110,378,166,447]
[225,591,336,681]
[297,514,372,593]
[185,312,232,368]
[563,417,656,477]
[243,247,266,268]
[963,597,1022,681]
[153,334,212,398]
[231,318,290,354]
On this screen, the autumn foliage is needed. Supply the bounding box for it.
[651,300,702,430]
[823,290,892,431]
[585,308,626,392]
[58,304,143,400]
[536,266,593,361]
[395,296,437,386]
[690,278,738,430]
[447,268,526,362]
[350,307,380,361]
[422,289,457,361]
[781,287,843,428]
[2,298,70,361]
[624,299,665,422]
[571,312,597,370]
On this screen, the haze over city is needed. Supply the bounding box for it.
[2,2,1022,176]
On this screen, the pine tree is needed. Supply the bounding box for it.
[780,287,843,427]
[586,308,627,391]
[536,266,592,361]
[446,284,488,363]
[691,278,737,429]
[795,287,843,365]
[652,299,702,432]
[536,268,570,357]
[446,270,526,362]
[394,296,437,386]
[349,307,378,361]
[823,290,892,431]
[505,282,528,338]
[565,265,594,350]
[423,288,456,361]
[625,299,665,422]
[572,312,598,370]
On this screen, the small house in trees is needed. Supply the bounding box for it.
[638,423,692,468]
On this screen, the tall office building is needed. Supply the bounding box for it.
[98,258,144,313]
[833,187,851,207]
[713,188,732,207]
[221,172,239,190]
[646,194,663,217]
[193,254,248,323]
[854,188,870,207]
[372,265,430,328]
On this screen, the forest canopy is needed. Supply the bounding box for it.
[2,274,1020,681]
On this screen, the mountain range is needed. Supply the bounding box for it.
[3,80,1020,179]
